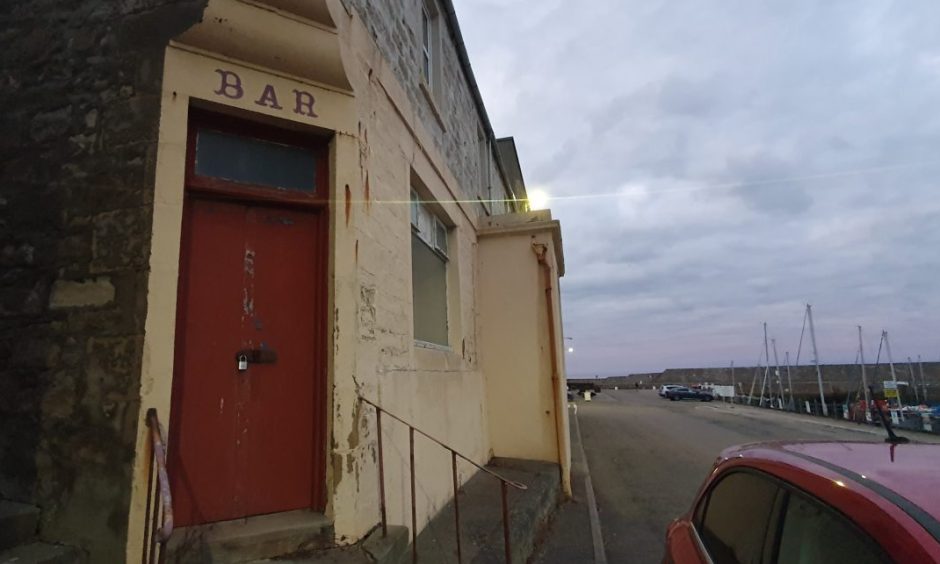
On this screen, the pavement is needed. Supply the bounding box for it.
[530,405,604,564]
[531,389,935,564]
[411,457,560,564]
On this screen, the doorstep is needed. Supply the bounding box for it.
[165,509,333,563]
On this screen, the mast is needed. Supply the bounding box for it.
[908,357,920,404]
[784,351,794,410]
[857,326,871,410]
[771,338,784,408]
[806,304,828,416]
[759,322,771,407]
[748,349,763,405]
[883,330,902,410]
[919,355,927,403]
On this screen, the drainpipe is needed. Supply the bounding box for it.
[533,243,566,491]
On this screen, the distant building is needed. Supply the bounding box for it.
[0,0,570,561]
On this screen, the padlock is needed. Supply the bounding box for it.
[237,354,248,371]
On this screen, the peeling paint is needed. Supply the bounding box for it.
[354,239,359,263]
[344,184,351,226]
[332,452,344,490]
[243,248,255,276]
[333,307,340,354]
[346,400,362,450]
[363,173,371,213]
[242,288,254,316]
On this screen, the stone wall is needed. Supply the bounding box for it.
[0,1,207,560]
[343,0,513,215]
[2,1,527,559]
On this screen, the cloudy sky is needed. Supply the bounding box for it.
[454,0,940,376]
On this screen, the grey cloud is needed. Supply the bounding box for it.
[720,154,814,215]
[455,0,940,375]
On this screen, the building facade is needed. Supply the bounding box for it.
[0,0,569,561]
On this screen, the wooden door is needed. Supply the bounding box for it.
[168,112,328,526]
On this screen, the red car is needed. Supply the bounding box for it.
[664,441,940,563]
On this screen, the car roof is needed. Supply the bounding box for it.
[722,441,940,522]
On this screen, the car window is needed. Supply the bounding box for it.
[776,490,891,564]
[697,471,779,564]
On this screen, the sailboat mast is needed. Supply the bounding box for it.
[771,338,784,408]
[748,349,763,405]
[883,330,902,410]
[919,355,927,403]
[759,322,771,407]
[908,357,920,404]
[857,326,871,408]
[806,304,828,416]
[785,351,794,409]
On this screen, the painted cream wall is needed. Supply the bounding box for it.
[478,213,572,495]
[127,0,502,558]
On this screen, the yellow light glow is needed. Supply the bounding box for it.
[528,188,550,210]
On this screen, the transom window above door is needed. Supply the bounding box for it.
[195,128,317,192]
[186,110,327,204]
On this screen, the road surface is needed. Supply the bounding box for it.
[569,389,932,563]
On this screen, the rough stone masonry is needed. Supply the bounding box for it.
[0,1,207,560]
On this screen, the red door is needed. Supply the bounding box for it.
[169,197,327,526]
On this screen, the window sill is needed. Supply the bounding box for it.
[419,81,447,131]
[414,339,451,353]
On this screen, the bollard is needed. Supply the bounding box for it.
[890,410,900,426]
[924,414,933,433]
[584,391,592,402]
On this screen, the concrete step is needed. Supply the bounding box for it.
[409,457,562,564]
[0,501,40,550]
[0,542,82,564]
[165,510,334,563]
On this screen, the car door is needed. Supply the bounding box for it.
[692,470,783,564]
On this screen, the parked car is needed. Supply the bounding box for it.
[659,385,682,398]
[663,441,940,563]
[665,387,714,402]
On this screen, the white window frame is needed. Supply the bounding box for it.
[421,6,433,86]
[419,0,442,103]
[410,188,450,347]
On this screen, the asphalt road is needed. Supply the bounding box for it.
[575,389,924,564]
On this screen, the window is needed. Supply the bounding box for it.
[420,0,441,100]
[776,491,889,564]
[696,471,780,564]
[411,190,449,346]
[421,6,432,85]
[195,128,317,192]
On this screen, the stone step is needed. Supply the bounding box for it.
[0,501,40,550]
[0,542,82,564]
[165,510,334,563]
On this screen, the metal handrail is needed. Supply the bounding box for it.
[143,408,174,564]
[359,396,527,564]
